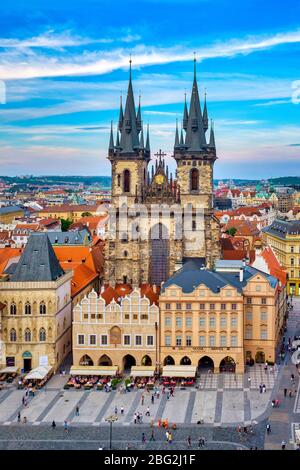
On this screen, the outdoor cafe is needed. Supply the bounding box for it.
[0,366,19,384]
[130,366,156,389]
[161,365,197,387]
[21,365,54,389]
[67,365,119,390]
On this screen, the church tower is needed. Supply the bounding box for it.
[173,58,220,267]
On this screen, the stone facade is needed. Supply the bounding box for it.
[72,288,159,371]
[0,272,73,371]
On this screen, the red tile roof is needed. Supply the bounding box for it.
[261,246,287,286]
[101,284,160,305]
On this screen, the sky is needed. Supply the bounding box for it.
[0,0,299,179]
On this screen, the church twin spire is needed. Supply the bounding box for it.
[109,58,150,158]
[175,57,216,152]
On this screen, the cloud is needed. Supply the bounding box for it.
[0,29,141,49]
[287,143,300,147]
[1,29,300,80]
[253,99,292,107]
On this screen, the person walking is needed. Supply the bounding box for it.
[114,406,118,414]
[248,377,251,386]
[134,413,137,424]
[151,395,154,405]
[289,389,292,398]
[266,424,271,434]
[281,440,286,450]
[150,430,155,441]
[284,388,287,397]
[142,432,146,444]
[262,384,266,393]
[121,406,124,415]
[259,384,263,394]
[64,420,69,434]
[167,391,170,400]
[141,394,144,406]
[52,420,56,428]
[165,430,169,442]
[17,411,21,423]
[75,406,79,416]
[187,436,192,447]
[168,432,173,444]
[146,407,150,416]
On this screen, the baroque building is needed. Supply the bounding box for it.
[104,59,220,288]
[0,233,72,371]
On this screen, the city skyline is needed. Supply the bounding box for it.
[0,0,299,179]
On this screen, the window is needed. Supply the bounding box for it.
[231,316,238,328]
[199,303,205,310]
[24,328,31,342]
[165,335,171,346]
[10,303,16,315]
[199,335,206,346]
[199,317,206,327]
[186,335,192,346]
[261,311,268,321]
[147,336,154,346]
[192,220,196,231]
[232,304,237,310]
[176,303,182,310]
[261,329,268,340]
[135,335,142,346]
[141,314,148,320]
[89,335,96,345]
[245,327,252,339]
[176,336,182,346]
[176,317,182,327]
[39,328,46,342]
[210,303,215,310]
[231,335,237,346]
[10,329,17,342]
[123,169,130,192]
[78,335,84,345]
[291,258,294,266]
[291,246,294,253]
[186,317,192,328]
[191,168,199,191]
[246,298,252,304]
[165,303,171,310]
[24,302,31,315]
[246,311,252,321]
[165,317,171,327]
[124,335,131,346]
[221,303,226,310]
[220,316,227,328]
[101,335,108,345]
[186,303,192,310]
[209,316,216,328]
[39,302,46,314]
[220,335,227,347]
[209,335,215,347]
[261,298,267,305]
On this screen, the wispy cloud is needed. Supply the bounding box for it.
[253,99,292,107]
[1,29,300,80]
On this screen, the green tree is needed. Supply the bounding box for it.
[60,218,73,232]
[81,211,93,217]
[226,227,237,237]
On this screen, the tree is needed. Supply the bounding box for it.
[81,211,93,217]
[226,227,237,237]
[60,218,73,232]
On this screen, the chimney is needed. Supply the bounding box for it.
[100,285,105,294]
[153,285,157,293]
[239,267,244,282]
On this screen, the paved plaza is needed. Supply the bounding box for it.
[0,365,279,428]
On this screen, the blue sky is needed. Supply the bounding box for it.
[0,0,299,179]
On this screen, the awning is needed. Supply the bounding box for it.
[70,366,118,376]
[25,365,53,381]
[0,366,19,374]
[130,366,155,377]
[162,365,197,378]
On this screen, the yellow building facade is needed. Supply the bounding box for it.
[263,219,300,295]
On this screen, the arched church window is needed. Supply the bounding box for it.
[10,303,16,315]
[191,168,199,191]
[40,302,46,314]
[123,169,130,193]
[24,328,31,342]
[10,328,17,342]
[39,328,46,342]
[24,302,31,315]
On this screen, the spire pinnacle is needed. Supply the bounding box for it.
[118,94,123,132]
[174,119,179,148]
[183,92,188,131]
[109,121,114,150]
[193,52,197,80]
[203,89,208,133]
[139,124,145,148]
[136,92,142,132]
[129,54,132,81]
[145,123,150,152]
[209,119,216,148]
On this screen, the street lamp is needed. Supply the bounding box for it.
[105,414,118,450]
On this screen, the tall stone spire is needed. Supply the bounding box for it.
[116,130,120,147]
[136,94,142,132]
[118,95,123,132]
[209,119,216,148]
[145,123,150,152]
[180,126,184,146]
[183,92,188,131]
[184,56,206,151]
[119,57,140,153]
[139,124,145,148]
[109,121,114,150]
[202,91,208,133]
[174,119,179,148]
